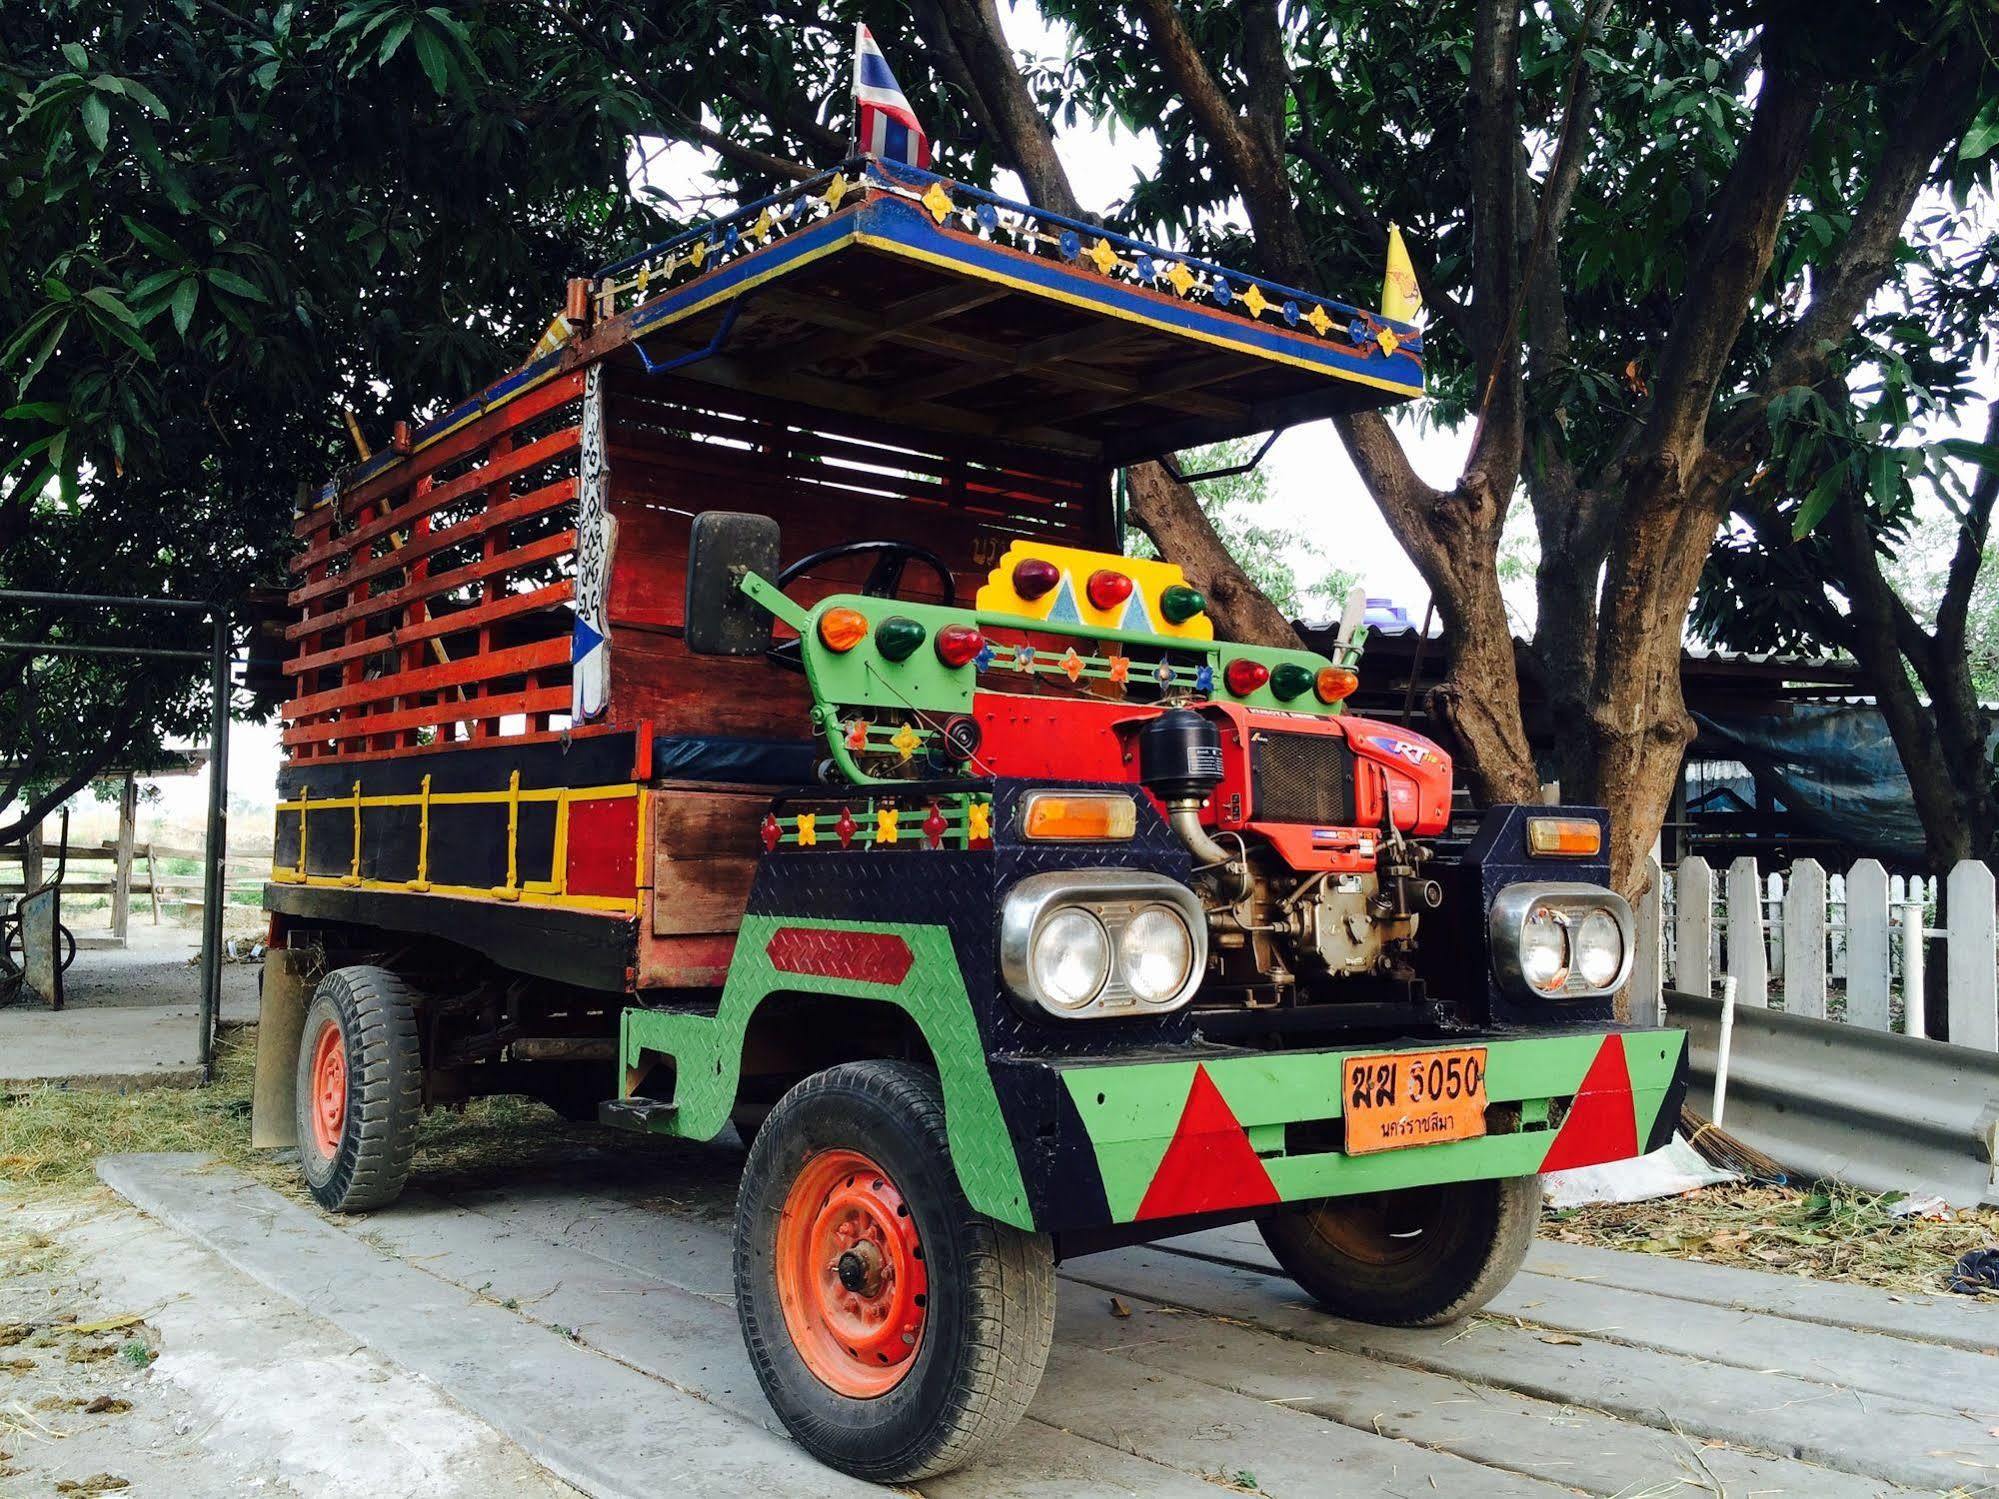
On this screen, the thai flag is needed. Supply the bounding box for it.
[853,23,930,169]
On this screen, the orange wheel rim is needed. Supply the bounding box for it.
[308,1020,347,1159]
[775,1148,927,1397]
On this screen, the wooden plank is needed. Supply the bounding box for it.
[1631,854,1662,1024]
[111,771,135,943]
[1946,859,1997,1051]
[282,685,570,748]
[300,367,586,536]
[290,475,575,607]
[281,636,569,721]
[1672,856,1711,997]
[1782,857,1828,1019]
[287,581,574,679]
[293,425,581,573]
[1725,856,1768,1006]
[283,529,576,642]
[759,282,1010,376]
[1845,858,1891,1029]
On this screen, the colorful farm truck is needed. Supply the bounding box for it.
[261,158,1687,1482]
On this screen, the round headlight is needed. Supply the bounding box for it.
[1121,904,1194,1004]
[1033,907,1111,1009]
[1520,908,1570,992]
[1574,908,1624,989]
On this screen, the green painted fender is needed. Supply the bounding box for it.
[621,914,1035,1230]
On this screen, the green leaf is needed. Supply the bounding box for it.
[81,93,110,151]
[205,268,267,302]
[1791,467,1845,539]
[60,42,87,70]
[1939,437,1999,473]
[14,314,72,391]
[120,77,169,118]
[2,402,66,423]
[171,277,199,337]
[412,27,452,96]
[1960,107,1999,162]
[83,287,140,326]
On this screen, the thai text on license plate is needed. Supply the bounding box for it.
[1341,1047,1489,1155]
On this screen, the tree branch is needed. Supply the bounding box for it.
[1638,39,1824,473]
[1127,0,1310,281]
[921,0,1085,217]
[1936,399,1999,657]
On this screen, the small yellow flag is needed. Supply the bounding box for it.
[1382,223,1421,324]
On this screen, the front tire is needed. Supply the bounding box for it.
[1259,1174,1542,1327]
[734,1061,1054,1483]
[294,965,422,1213]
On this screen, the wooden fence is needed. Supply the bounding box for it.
[1634,854,1999,1052]
[0,840,268,927]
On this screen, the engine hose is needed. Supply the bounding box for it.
[1166,802,1251,901]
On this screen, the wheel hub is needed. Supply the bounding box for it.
[307,1020,347,1159]
[775,1148,928,1397]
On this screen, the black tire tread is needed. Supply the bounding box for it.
[295,965,422,1213]
[1261,1173,1542,1328]
[735,1060,1054,1483]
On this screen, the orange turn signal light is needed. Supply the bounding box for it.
[1526,817,1602,857]
[1314,666,1360,704]
[1021,791,1138,842]
[817,606,868,653]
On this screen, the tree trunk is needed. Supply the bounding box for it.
[1124,462,1299,647]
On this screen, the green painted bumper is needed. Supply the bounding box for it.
[1036,1027,1688,1228]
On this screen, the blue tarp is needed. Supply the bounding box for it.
[1693,702,1994,865]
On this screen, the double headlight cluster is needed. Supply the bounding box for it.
[1000,871,1206,1019]
[1489,882,1634,1000]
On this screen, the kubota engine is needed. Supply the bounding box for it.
[1133,704,1453,1004]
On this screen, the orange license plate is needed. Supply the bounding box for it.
[1341,1047,1489,1155]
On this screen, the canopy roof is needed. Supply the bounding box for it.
[334,157,1423,499]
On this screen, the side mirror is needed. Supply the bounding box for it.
[684,511,781,656]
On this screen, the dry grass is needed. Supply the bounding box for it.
[1545,1180,1999,1295]
[0,1025,712,1211]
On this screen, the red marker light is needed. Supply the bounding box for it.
[1013,558,1060,600]
[935,623,985,668]
[1224,659,1271,696]
[1086,569,1134,610]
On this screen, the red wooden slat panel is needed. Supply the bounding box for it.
[293,425,582,573]
[283,530,576,642]
[290,476,576,606]
[287,580,575,678]
[282,685,572,749]
[293,369,586,539]
[282,636,571,720]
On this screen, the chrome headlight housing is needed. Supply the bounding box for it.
[1489,882,1633,1001]
[1000,870,1206,1019]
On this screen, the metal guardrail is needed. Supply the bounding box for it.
[1666,990,1999,1208]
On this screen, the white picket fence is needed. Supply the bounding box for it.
[1633,855,1999,1053]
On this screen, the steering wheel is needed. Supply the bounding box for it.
[768,540,958,671]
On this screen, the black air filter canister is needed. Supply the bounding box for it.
[1138,708,1224,802]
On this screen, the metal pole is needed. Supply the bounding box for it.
[0,589,213,613]
[197,607,231,1082]
[1899,900,1926,1040]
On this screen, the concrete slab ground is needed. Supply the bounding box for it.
[95,1143,1999,1497]
[1,1194,579,1498]
[0,930,259,1092]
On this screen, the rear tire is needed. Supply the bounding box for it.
[734,1061,1054,1482]
[294,965,422,1213]
[1258,1174,1542,1327]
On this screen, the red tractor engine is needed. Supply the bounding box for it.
[1132,704,1454,1005]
